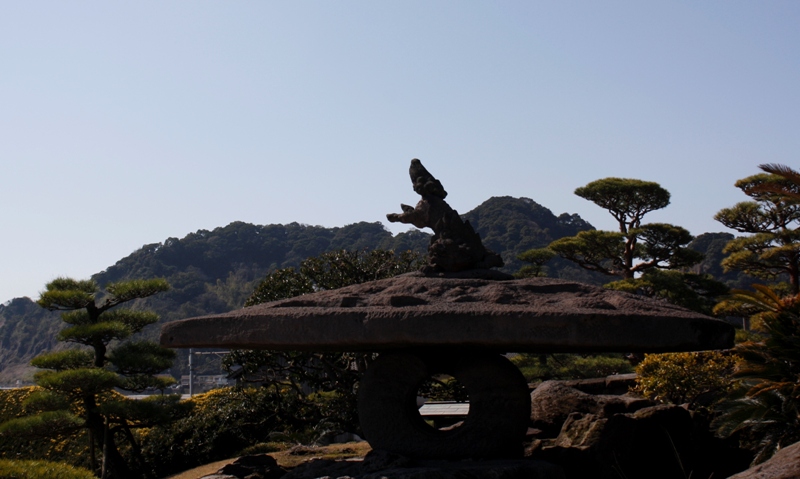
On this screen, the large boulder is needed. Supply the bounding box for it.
[727,440,800,479]
[529,380,653,437]
[530,403,752,479]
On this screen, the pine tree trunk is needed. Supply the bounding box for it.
[101,417,108,479]
[89,428,97,473]
[87,410,134,479]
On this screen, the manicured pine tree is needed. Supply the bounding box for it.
[715,165,800,294]
[536,178,727,313]
[0,277,181,479]
[548,177,703,279]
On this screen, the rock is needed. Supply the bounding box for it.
[530,404,751,479]
[727,440,800,479]
[361,449,413,471]
[558,373,638,395]
[208,454,286,479]
[386,159,504,273]
[358,351,530,459]
[529,380,653,437]
[161,276,734,353]
[317,431,364,446]
[280,458,356,479]
[281,450,565,479]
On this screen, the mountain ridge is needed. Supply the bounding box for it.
[1,196,742,384]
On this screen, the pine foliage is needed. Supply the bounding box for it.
[712,285,800,464]
[0,278,182,478]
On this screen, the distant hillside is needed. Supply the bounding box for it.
[687,232,759,290]
[1,199,762,384]
[463,196,604,284]
[0,298,62,384]
[92,221,432,324]
[0,196,598,383]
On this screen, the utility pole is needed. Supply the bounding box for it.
[188,348,194,397]
[187,349,229,397]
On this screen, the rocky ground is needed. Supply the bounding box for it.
[168,376,800,479]
[164,443,372,479]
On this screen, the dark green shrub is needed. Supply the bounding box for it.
[418,376,469,402]
[139,386,342,478]
[511,353,633,382]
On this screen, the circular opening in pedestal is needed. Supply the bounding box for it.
[416,374,470,431]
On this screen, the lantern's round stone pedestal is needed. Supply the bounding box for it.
[357,350,530,459]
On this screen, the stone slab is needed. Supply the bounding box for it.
[418,402,470,416]
[280,449,566,479]
[160,275,734,353]
[728,440,800,479]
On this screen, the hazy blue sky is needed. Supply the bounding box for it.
[2,2,799,302]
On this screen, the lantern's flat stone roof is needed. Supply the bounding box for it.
[159,274,734,353]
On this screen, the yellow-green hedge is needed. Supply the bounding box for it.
[0,459,94,479]
[633,351,736,404]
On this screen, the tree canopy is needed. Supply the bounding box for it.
[0,277,182,479]
[715,171,800,294]
[574,177,670,232]
[548,178,702,280]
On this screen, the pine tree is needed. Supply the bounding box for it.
[548,177,703,280]
[0,278,182,479]
[715,166,800,294]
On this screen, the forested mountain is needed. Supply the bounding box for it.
[3,196,590,383]
[687,232,757,290]
[92,221,432,325]
[462,196,605,284]
[0,196,751,384]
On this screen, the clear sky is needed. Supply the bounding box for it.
[2,2,799,303]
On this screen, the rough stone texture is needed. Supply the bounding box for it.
[529,380,653,437]
[728,440,800,479]
[161,275,734,353]
[386,159,504,273]
[358,351,530,459]
[281,449,565,479]
[529,403,752,479]
[557,372,638,395]
[200,454,287,479]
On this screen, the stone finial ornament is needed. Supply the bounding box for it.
[387,159,504,273]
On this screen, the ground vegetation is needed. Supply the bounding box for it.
[712,285,800,464]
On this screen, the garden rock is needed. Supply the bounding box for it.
[727,440,800,479]
[529,380,653,437]
[202,454,287,479]
[530,404,751,479]
[281,449,565,479]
